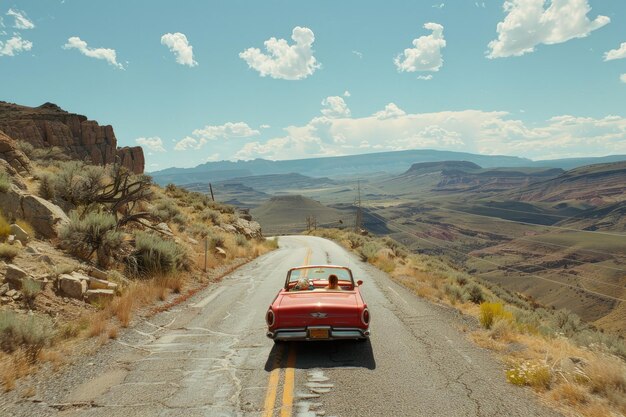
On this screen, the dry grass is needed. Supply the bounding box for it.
[88,313,109,337]
[110,293,134,327]
[0,351,31,392]
[550,382,589,406]
[15,219,35,238]
[585,356,626,396]
[108,325,118,340]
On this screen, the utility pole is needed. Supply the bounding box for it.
[354,179,362,232]
[209,183,215,201]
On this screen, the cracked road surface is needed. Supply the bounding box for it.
[8,236,561,416]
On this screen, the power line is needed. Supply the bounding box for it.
[362,208,626,303]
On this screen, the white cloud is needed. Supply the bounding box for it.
[417,74,433,80]
[604,42,626,61]
[394,22,446,73]
[63,37,124,69]
[174,136,200,151]
[136,137,166,152]
[6,9,34,30]
[0,35,32,56]
[487,0,610,59]
[343,90,351,97]
[231,104,626,161]
[161,32,197,67]
[175,122,260,151]
[432,3,445,9]
[475,2,486,8]
[621,74,626,83]
[206,153,221,162]
[192,122,260,140]
[321,96,351,118]
[373,103,406,120]
[352,50,363,58]
[260,124,271,129]
[239,26,320,80]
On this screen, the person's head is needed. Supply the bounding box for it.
[297,277,310,290]
[328,274,338,287]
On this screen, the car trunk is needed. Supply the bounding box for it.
[276,291,361,328]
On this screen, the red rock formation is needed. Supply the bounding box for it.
[0,130,31,174]
[0,101,144,173]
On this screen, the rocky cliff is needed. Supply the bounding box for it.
[0,101,144,174]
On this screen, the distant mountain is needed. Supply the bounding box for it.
[150,149,626,185]
[378,160,564,195]
[149,149,534,185]
[505,161,626,206]
[214,173,337,194]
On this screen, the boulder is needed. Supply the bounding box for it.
[5,264,28,288]
[38,254,53,265]
[9,224,29,243]
[234,218,263,239]
[0,185,70,239]
[84,289,115,303]
[88,276,117,291]
[6,289,17,298]
[88,267,108,281]
[59,274,87,299]
[21,194,70,238]
[0,283,8,295]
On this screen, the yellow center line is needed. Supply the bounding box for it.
[262,247,310,417]
[262,350,283,417]
[280,346,297,417]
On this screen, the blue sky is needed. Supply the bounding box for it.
[1,0,625,171]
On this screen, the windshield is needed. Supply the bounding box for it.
[286,266,353,287]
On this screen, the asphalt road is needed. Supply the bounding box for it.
[6,236,562,417]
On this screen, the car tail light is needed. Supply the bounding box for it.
[361,308,370,325]
[266,309,275,327]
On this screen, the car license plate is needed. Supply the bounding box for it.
[309,328,329,339]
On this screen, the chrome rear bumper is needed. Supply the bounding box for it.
[267,326,370,341]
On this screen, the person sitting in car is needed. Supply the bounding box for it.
[326,274,341,290]
[294,277,312,291]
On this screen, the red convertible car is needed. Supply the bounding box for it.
[266,265,370,342]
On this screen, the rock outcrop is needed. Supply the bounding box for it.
[0,185,70,238]
[0,130,31,175]
[0,101,144,174]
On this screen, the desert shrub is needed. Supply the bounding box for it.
[455,274,468,286]
[235,234,249,247]
[444,284,464,304]
[479,302,513,329]
[466,284,485,304]
[585,357,626,397]
[573,330,626,359]
[489,317,516,340]
[506,361,551,391]
[32,146,70,162]
[150,198,181,222]
[210,233,225,249]
[199,208,220,224]
[38,172,55,200]
[52,161,107,207]
[552,309,583,336]
[172,213,187,225]
[60,211,122,266]
[21,279,42,308]
[14,140,35,158]
[0,243,19,261]
[374,257,395,273]
[0,170,11,193]
[0,311,54,362]
[359,241,381,262]
[0,213,11,240]
[128,232,188,276]
[344,233,365,249]
[264,237,279,249]
[188,223,211,238]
